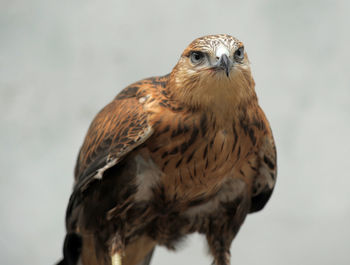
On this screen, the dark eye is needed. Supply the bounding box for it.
[190,51,205,64]
[234,47,244,62]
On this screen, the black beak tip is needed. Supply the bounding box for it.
[219,54,231,77]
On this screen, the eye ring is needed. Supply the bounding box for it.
[234,47,244,62]
[190,51,205,64]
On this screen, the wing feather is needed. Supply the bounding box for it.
[249,106,277,213]
[66,86,153,230]
[250,133,277,213]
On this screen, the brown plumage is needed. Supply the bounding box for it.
[57,34,277,265]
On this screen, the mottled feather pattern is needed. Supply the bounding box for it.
[59,34,277,265]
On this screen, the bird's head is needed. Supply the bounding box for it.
[170,34,256,115]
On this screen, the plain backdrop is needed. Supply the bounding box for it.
[1,0,350,264]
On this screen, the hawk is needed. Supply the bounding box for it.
[57,34,277,265]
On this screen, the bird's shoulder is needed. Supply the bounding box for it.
[115,74,170,100]
[73,74,173,190]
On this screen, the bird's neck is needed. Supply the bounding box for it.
[167,71,258,128]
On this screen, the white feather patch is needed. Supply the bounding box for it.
[134,154,162,201]
[216,45,230,58]
[185,178,246,217]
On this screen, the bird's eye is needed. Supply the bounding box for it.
[234,47,244,62]
[190,51,205,64]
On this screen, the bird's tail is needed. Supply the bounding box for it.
[56,233,82,265]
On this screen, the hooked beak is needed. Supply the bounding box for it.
[216,54,232,77]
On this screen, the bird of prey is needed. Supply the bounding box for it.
[57,34,277,265]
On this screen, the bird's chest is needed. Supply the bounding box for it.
[131,152,249,244]
[128,118,259,244]
[144,117,258,202]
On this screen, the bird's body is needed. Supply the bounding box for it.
[58,34,277,265]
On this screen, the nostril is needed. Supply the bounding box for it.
[216,56,220,60]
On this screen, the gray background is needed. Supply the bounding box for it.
[1,0,350,264]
